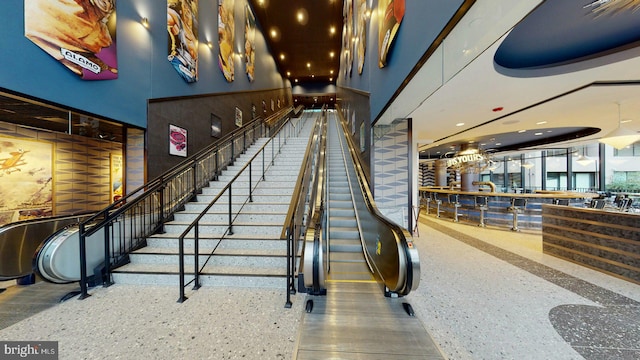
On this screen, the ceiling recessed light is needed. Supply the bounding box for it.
[296,9,308,24]
[330,26,336,35]
[518,129,526,133]
[280,53,285,60]
[495,142,502,146]
[455,122,465,127]
[621,119,633,124]
[534,132,543,136]
[286,71,291,76]
[306,62,311,68]
[536,121,547,125]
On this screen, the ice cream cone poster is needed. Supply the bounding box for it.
[24,0,118,80]
[168,0,199,83]
[244,4,256,82]
[378,0,405,68]
[218,0,235,82]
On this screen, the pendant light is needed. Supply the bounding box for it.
[598,103,640,150]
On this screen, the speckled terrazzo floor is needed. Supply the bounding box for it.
[1,214,638,359]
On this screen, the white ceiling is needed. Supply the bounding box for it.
[386,1,640,156]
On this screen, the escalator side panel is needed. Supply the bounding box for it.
[0,215,92,280]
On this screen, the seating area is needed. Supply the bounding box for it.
[418,188,600,231]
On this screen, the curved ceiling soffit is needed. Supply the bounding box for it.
[493,0,640,75]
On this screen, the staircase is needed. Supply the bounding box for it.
[325,115,373,282]
[111,118,314,288]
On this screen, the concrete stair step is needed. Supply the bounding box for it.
[162,222,283,236]
[184,202,290,213]
[111,263,288,288]
[128,250,286,268]
[173,212,285,223]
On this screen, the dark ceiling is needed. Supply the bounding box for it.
[249,0,343,85]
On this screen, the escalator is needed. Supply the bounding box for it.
[294,111,438,359]
[302,110,419,297]
[325,115,374,282]
[0,213,94,282]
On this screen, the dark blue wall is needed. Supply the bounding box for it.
[0,0,287,129]
[337,0,465,122]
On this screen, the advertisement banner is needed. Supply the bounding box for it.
[24,0,118,80]
[218,0,235,82]
[168,0,199,83]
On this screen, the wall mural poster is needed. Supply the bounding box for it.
[24,0,118,80]
[244,4,256,82]
[218,0,235,82]
[378,0,405,68]
[343,0,354,78]
[356,0,367,75]
[168,0,199,83]
[0,137,53,226]
[169,124,187,157]
[110,153,123,203]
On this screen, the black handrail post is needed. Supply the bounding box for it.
[192,162,198,201]
[230,138,235,166]
[178,234,187,303]
[158,183,166,234]
[78,223,91,299]
[193,224,201,290]
[271,140,275,166]
[249,162,253,203]
[243,130,246,153]
[262,150,265,181]
[285,227,292,308]
[214,150,219,181]
[103,223,114,287]
[228,184,234,235]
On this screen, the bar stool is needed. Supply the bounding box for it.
[589,199,606,209]
[422,191,431,215]
[553,198,570,206]
[475,196,489,227]
[508,198,527,231]
[448,194,461,222]
[432,192,442,218]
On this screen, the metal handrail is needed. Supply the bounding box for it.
[177,112,304,302]
[77,107,294,299]
[281,108,326,307]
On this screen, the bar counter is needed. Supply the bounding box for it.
[419,187,595,230]
[542,204,639,285]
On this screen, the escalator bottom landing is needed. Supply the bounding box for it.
[294,281,445,359]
